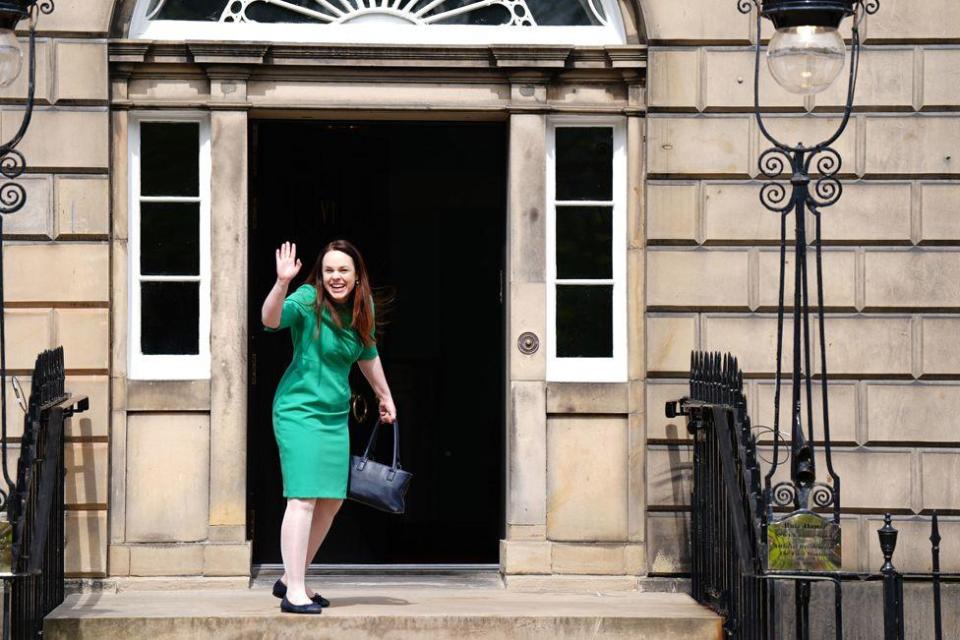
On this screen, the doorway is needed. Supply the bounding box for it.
[247,120,507,565]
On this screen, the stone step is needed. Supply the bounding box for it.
[44,585,722,640]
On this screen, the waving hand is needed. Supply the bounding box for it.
[275,241,302,284]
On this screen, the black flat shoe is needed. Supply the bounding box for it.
[280,596,323,614]
[273,578,330,607]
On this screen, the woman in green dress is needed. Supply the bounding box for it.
[261,239,396,615]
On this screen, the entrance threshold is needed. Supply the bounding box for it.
[254,563,499,576]
[251,564,503,589]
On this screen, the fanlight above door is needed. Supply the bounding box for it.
[215,0,593,26]
[133,0,625,44]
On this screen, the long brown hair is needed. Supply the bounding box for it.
[305,240,376,347]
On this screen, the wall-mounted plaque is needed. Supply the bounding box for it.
[0,519,12,576]
[767,511,841,572]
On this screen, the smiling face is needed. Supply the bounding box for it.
[321,249,357,303]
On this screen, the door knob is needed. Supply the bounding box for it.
[517,332,540,355]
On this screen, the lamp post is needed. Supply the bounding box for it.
[0,0,53,506]
[736,0,879,523]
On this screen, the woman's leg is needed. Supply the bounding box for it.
[279,498,316,605]
[305,499,343,567]
[280,498,343,597]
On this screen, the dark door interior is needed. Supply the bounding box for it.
[248,120,506,565]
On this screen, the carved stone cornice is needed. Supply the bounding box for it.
[147,43,192,64]
[490,46,571,68]
[108,40,648,113]
[109,41,647,75]
[204,65,254,81]
[569,48,610,70]
[109,42,150,63]
[268,44,493,68]
[189,43,269,65]
[605,46,647,69]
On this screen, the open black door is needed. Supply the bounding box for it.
[248,120,506,565]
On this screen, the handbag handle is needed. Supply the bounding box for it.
[359,418,402,471]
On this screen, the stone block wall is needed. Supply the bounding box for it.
[643,0,960,574]
[2,6,111,578]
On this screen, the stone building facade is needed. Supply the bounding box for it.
[1,0,957,584]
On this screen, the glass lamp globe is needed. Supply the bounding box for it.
[767,25,845,95]
[0,28,22,88]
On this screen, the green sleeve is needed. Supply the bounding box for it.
[263,284,315,333]
[358,336,378,361]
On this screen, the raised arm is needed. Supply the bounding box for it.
[261,241,302,329]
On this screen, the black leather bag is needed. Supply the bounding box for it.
[347,419,412,514]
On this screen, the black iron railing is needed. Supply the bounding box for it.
[668,352,770,638]
[669,350,954,640]
[874,512,952,640]
[1,347,87,640]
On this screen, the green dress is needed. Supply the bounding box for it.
[265,284,378,499]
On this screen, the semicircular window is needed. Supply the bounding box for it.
[133,0,625,44]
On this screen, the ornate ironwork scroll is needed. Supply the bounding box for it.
[219,0,539,25]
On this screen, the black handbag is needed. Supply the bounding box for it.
[347,419,412,514]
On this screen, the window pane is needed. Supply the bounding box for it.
[556,285,612,358]
[428,2,513,25]
[156,0,224,20]
[140,202,200,275]
[141,282,200,355]
[556,205,612,279]
[141,122,199,197]
[246,1,320,23]
[527,0,605,25]
[556,127,613,201]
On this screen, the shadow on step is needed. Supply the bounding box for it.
[327,596,410,608]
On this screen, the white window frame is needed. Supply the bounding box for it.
[128,112,212,380]
[129,0,626,46]
[546,116,627,382]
